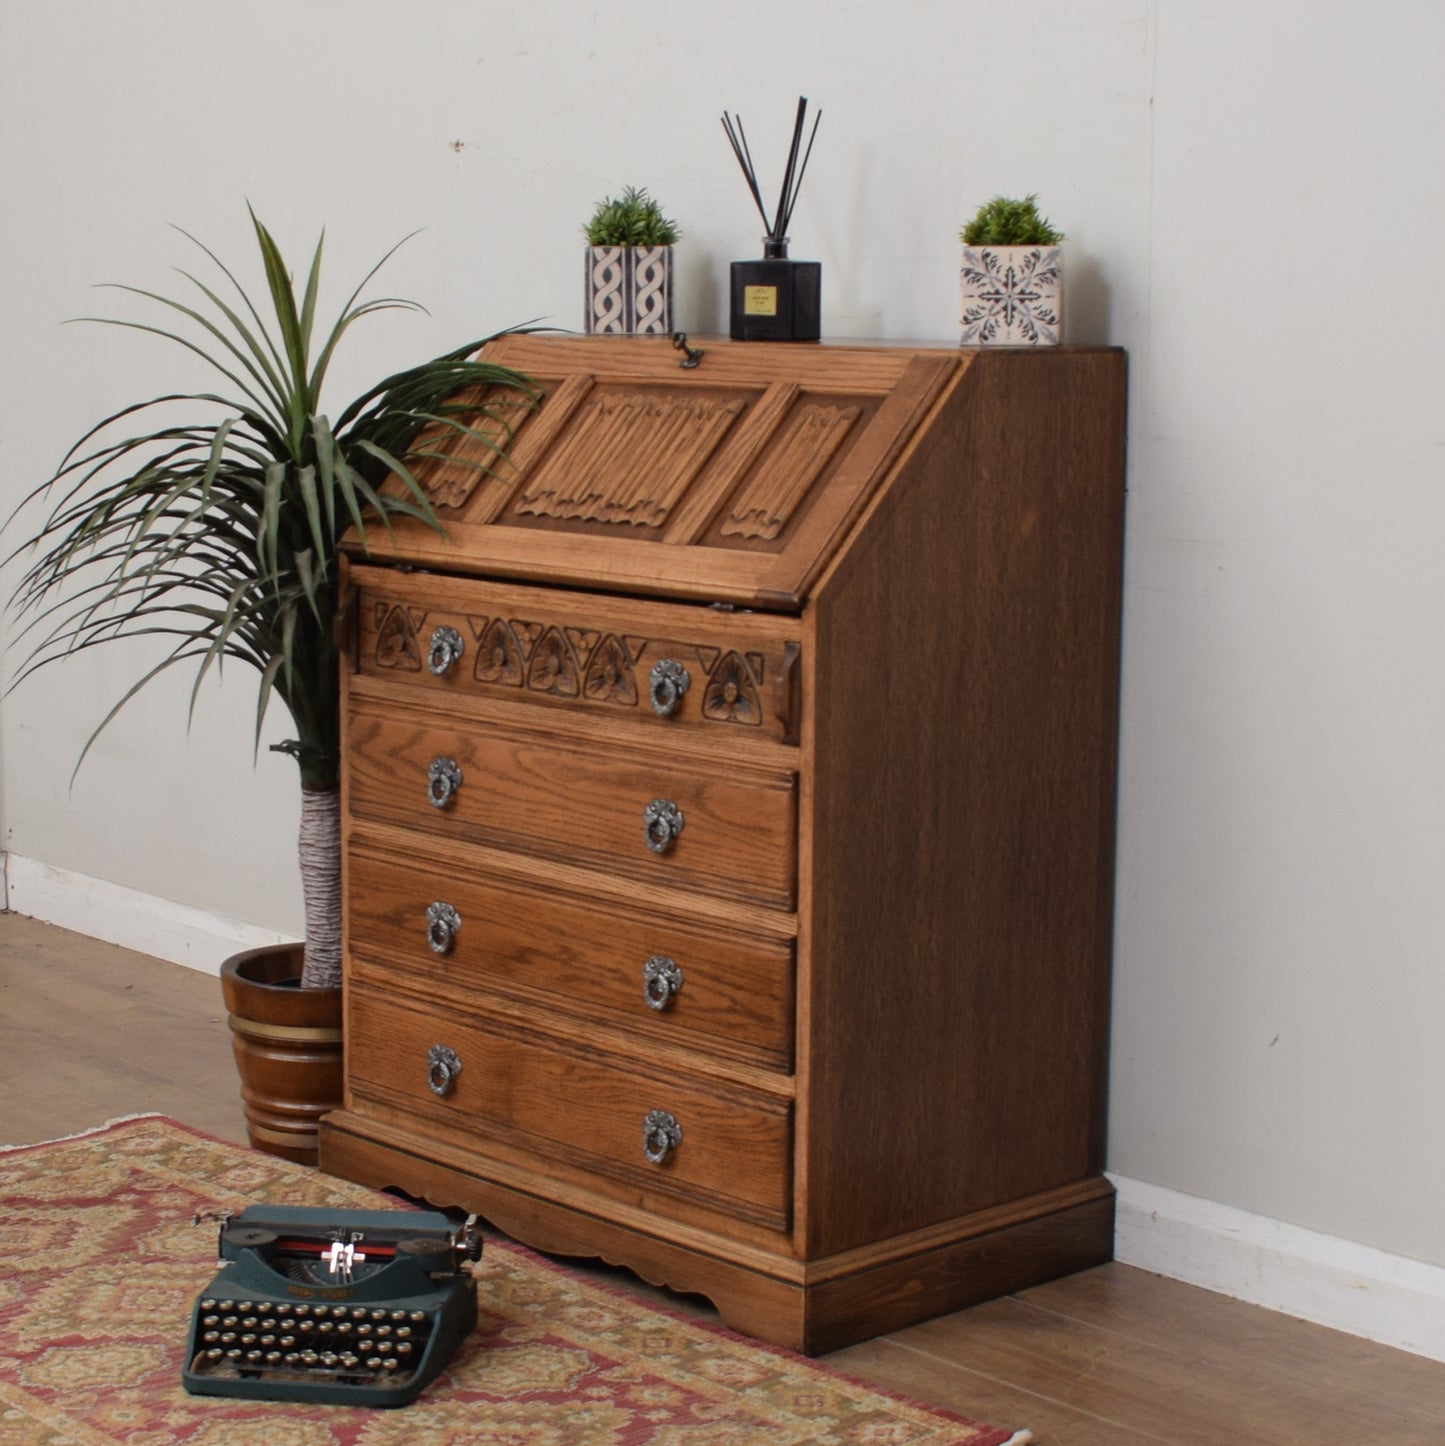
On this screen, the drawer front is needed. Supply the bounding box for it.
[346,698,797,910]
[348,568,802,744]
[348,844,795,1071]
[347,986,792,1230]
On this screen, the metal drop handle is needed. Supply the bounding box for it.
[643,955,684,1011]
[649,659,690,717]
[426,901,461,956]
[643,799,684,854]
[427,625,465,676]
[642,1109,682,1165]
[428,756,462,809]
[427,1044,461,1098]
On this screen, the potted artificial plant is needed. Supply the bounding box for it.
[959,193,1065,345]
[5,209,535,1163]
[583,185,680,335]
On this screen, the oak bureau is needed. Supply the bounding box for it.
[318,334,1127,1353]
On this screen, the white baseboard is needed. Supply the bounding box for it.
[2,853,290,976]
[1112,1174,1445,1363]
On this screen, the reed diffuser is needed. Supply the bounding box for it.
[721,97,822,341]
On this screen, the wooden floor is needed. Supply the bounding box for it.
[3,912,1443,1444]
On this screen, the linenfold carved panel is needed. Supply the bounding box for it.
[514,391,745,528]
[414,391,534,510]
[722,401,861,541]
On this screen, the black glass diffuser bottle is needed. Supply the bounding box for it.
[722,98,822,342]
[730,237,821,342]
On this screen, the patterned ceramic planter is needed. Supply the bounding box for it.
[960,244,1062,345]
[585,244,673,335]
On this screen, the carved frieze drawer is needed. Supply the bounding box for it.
[346,840,795,1072]
[346,566,803,743]
[346,984,792,1232]
[346,695,798,910]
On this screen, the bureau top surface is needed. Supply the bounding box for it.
[343,334,965,610]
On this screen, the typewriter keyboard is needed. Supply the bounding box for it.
[189,1296,433,1384]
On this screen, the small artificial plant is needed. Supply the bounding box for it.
[5,209,537,990]
[960,194,1064,247]
[583,186,681,248]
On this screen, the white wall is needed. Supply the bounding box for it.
[1,0,1441,1290]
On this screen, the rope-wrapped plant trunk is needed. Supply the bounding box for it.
[298,784,342,990]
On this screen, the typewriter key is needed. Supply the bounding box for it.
[410,1310,427,1323]
[279,1334,296,1348]
[203,1331,219,1344]
[240,1333,257,1346]
[222,1316,238,1328]
[220,1333,237,1345]
[215,1299,235,1311]
[200,1298,218,1310]
[202,1314,219,1326]
[225,1348,242,1360]
[205,1348,223,1360]
[245,1350,263,1362]
[265,1351,281,1364]
[382,1357,398,1371]
[241,1316,258,1329]
[366,1356,383,1370]
[301,1350,318,1365]
[294,1304,312,1317]
[396,1342,414,1357]
[321,1351,338,1367]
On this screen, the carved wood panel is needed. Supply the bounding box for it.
[360,595,795,739]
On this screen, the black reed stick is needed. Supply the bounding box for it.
[721,97,822,247]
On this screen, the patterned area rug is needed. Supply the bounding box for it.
[0,1116,1027,1445]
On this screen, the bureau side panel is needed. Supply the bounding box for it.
[801,347,1126,1255]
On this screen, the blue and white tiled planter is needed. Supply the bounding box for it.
[960,244,1062,345]
[585,245,674,335]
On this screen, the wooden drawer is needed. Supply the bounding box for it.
[346,841,795,1070]
[346,985,792,1231]
[347,566,803,744]
[346,696,798,910]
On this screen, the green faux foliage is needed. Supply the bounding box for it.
[583,186,681,247]
[5,209,538,792]
[960,194,1065,246]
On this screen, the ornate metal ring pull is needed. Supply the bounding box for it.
[426,901,461,956]
[427,625,465,676]
[427,756,462,809]
[427,1044,462,1098]
[642,1108,682,1164]
[643,799,684,854]
[648,659,690,717]
[642,955,684,1011]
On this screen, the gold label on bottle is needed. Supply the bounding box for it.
[743,285,778,317]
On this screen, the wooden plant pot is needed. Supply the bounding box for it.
[220,943,342,1166]
[960,244,1063,345]
[584,245,673,334]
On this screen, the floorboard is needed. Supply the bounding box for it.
[3,911,1442,1443]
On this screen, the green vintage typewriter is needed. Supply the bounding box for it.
[182,1204,481,1407]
